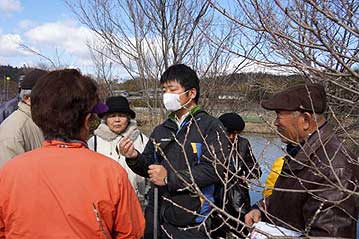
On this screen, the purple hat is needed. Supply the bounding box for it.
[90,102,109,115]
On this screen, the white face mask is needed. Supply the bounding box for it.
[163,91,190,112]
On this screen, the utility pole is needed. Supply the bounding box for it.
[2,75,5,103]
[5,76,11,101]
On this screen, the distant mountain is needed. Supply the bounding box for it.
[0,65,27,82]
[0,65,30,102]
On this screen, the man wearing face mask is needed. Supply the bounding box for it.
[119,64,229,239]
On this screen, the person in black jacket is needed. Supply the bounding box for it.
[119,64,229,239]
[218,112,261,181]
[210,112,261,238]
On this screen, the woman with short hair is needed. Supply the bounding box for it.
[88,96,148,206]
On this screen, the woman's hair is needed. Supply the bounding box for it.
[31,69,98,140]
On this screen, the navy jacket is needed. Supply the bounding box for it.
[127,107,229,231]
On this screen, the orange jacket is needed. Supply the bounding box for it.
[0,140,145,239]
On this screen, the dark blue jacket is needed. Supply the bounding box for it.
[127,107,229,235]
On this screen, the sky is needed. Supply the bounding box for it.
[0,0,293,78]
[0,0,97,73]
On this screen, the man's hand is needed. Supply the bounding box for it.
[245,209,261,226]
[118,137,138,159]
[148,164,167,186]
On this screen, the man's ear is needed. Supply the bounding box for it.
[189,88,197,100]
[302,112,312,130]
[23,95,31,105]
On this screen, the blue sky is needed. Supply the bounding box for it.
[0,0,291,77]
[0,0,98,73]
[0,1,69,32]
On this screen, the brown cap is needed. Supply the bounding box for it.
[21,69,48,90]
[261,83,326,113]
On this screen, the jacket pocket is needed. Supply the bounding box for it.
[161,192,201,226]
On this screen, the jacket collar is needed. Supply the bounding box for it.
[43,139,88,148]
[164,105,204,131]
[17,101,32,118]
[284,122,334,171]
[168,105,202,121]
[94,119,140,141]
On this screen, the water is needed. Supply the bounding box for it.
[246,135,284,202]
[246,135,359,237]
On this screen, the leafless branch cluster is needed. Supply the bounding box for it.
[65,1,359,237]
[155,119,358,238]
[67,0,265,124]
[19,43,69,70]
[68,0,213,109]
[209,0,359,138]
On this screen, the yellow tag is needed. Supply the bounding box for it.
[191,143,197,153]
[199,196,205,205]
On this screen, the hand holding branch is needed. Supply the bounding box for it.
[118,137,138,159]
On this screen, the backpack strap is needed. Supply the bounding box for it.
[94,135,97,152]
[140,133,144,144]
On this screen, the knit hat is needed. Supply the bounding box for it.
[21,69,48,90]
[219,112,245,133]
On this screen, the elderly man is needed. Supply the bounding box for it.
[0,69,47,165]
[245,84,359,238]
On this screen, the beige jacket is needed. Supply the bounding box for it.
[0,101,44,166]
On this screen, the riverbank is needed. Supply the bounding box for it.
[135,108,358,140]
[136,108,275,135]
[240,113,274,134]
[242,121,273,134]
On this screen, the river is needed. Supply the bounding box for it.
[246,135,285,202]
[246,135,359,238]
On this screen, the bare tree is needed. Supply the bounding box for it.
[66,0,264,127]
[67,0,206,122]
[87,42,116,99]
[202,2,359,237]
[66,1,359,238]
[19,43,70,70]
[208,0,359,137]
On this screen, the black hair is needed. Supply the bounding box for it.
[160,64,200,103]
